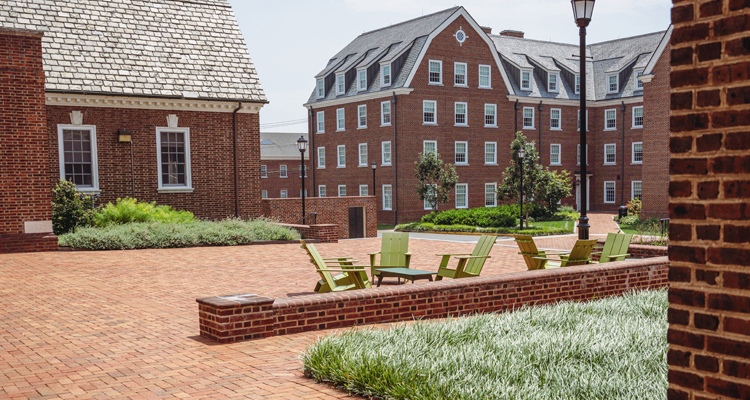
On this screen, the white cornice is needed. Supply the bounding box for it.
[45,93,264,113]
[304,88,413,108]
[507,95,643,107]
[639,74,655,83]
[644,25,673,75]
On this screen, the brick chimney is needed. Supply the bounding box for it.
[480,26,492,34]
[499,30,524,38]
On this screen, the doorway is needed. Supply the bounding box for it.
[348,207,365,239]
[576,176,590,211]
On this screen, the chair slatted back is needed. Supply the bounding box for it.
[464,235,497,276]
[565,239,598,266]
[300,240,335,289]
[380,232,409,267]
[514,234,546,270]
[600,233,633,263]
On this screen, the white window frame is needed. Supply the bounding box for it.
[336,108,345,131]
[485,183,497,207]
[316,79,325,99]
[577,144,589,166]
[423,140,437,155]
[382,141,392,166]
[261,190,268,199]
[382,185,393,210]
[485,142,497,165]
[358,104,367,129]
[604,144,616,165]
[577,110,589,131]
[318,185,326,197]
[605,109,617,131]
[454,141,468,165]
[604,181,616,204]
[337,145,346,168]
[358,143,368,167]
[632,142,643,164]
[317,147,325,169]
[484,104,497,127]
[299,164,307,178]
[280,164,288,178]
[550,144,561,166]
[632,106,644,128]
[428,60,443,85]
[454,62,467,87]
[424,185,436,210]
[300,190,307,197]
[523,107,535,129]
[338,185,346,197]
[520,69,532,90]
[260,165,267,178]
[454,102,468,126]
[336,73,345,95]
[155,126,192,192]
[359,185,368,197]
[280,190,288,199]
[423,100,437,125]
[455,183,468,209]
[478,65,491,89]
[632,181,643,200]
[607,74,619,94]
[550,108,562,130]
[357,69,367,92]
[381,63,391,87]
[634,69,645,90]
[575,75,581,94]
[548,73,559,93]
[381,101,391,126]
[316,111,325,133]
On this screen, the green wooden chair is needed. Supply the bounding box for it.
[591,233,633,263]
[435,234,497,280]
[514,234,548,270]
[368,232,411,281]
[300,240,371,292]
[533,239,598,269]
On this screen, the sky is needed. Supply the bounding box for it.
[229,0,672,133]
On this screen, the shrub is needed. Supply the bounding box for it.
[93,197,194,226]
[421,205,519,228]
[627,198,642,216]
[620,215,640,225]
[52,180,97,235]
[395,221,572,237]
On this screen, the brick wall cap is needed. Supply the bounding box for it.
[196,294,274,308]
[0,27,44,38]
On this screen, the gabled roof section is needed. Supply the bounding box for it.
[0,0,266,102]
[260,132,309,160]
[643,25,673,75]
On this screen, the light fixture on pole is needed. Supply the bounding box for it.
[518,146,526,230]
[296,135,308,223]
[571,0,595,240]
[371,162,377,198]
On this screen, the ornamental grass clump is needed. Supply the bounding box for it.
[302,289,668,400]
[93,197,194,226]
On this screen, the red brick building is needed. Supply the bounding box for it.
[260,132,312,200]
[304,7,673,224]
[0,0,266,252]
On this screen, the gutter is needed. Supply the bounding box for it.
[44,89,269,104]
[538,101,543,164]
[621,101,626,206]
[233,102,242,217]
[393,92,398,226]
[514,100,519,132]
[309,107,315,195]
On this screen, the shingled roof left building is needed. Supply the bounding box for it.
[0,0,267,253]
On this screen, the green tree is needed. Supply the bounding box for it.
[536,169,573,215]
[51,180,98,235]
[414,151,459,211]
[498,133,542,228]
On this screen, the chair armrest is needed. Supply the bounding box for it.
[454,255,491,260]
[542,251,571,255]
[608,253,631,258]
[324,260,360,264]
[436,253,472,256]
[590,252,602,255]
[367,251,381,255]
[318,268,368,272]
[531,256,560,262]
[322,257,354,260]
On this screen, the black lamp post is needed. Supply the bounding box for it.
[296,135,308,223]
[371,162,377,198]
[518,146,526,230]
[572,0,595,240]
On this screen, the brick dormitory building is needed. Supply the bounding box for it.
[304,6,673,224]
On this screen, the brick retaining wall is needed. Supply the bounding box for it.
[262,196,376,239]
[275,223,339,243]
[197,256,669,343]
[0,233,58,254]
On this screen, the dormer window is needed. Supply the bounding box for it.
[607,74,618,94]
[454,62,467,86]
[548,73,559,92]
[358,70,367,92]
[336,74,345,95]
[634,69,645,90]
[575,75,581,94]
[382,64,391,86]
[521,69,532,91]
[316,79,325,99]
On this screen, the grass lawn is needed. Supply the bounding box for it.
[377,224,396,230]
[303,289,668,400]
[618,223,638,235]
[395,220,574,236]
[531,220,574,230]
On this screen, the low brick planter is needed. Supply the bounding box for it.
[197,256,669,343]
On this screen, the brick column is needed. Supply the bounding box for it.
[668,1,750,398]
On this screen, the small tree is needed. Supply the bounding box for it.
[536,169,573,215]
[498,133,542,228]
[414,151,459,211]
[52,180,98,235]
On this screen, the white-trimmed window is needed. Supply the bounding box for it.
[424,185,436,210]
[429,60,442,84]
[280,190,288,198]
[455,141,468,165]
[337,108,345,131]
[337,145,346,168]
[382,185,393,210]
[381,63,391,86]
[381,101,391,126]
[454,62,467,86]
[575,75,581,94]
[632,106,644,128]
[455,102,468,126]
[338,185,346,197]
[455,184,468,208]
[548,73,559,92]
[317,147,325,168]
[632,142,643,164]
[484,104,497,127]
[604,181,616,203]
[336,73,345,95]
[423,140,437,155]
[260,165,267,178]
[382,141,392,165]
[359,185,368,196]
[577,110,589,131]
[523,107,534,129]
[485,183,497,207]
[316,79,325,99]
[358,69,367,92]
[423,100,437,124]
[485,142,497,165]
[550,144,561,165]
[358,105,367,128]
[318,185,326,197]
[479,65,491,88]
[521,69,532,90]
[607,74,618,93]
[299,164,307,178]
[632,181,642,200]
[280,164,288,178]
[316,111,325,133]
[605,109,617,130]
[634,69,645,90]
[261,190,268,199]
[550,108,561,130]
[577,144,588,165]
[358,143,368,166]
[156,127,192,192]
[300,190,307,197]
[604,144,616,165]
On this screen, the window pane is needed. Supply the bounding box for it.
[429,61,441,83]
[485,184,496,207]
[63,129,94,187]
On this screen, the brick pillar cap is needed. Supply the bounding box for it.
[196,293,274,308]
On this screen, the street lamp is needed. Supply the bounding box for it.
[296,135,308,223]
[572,0,595,240]
[371,162,377,198]
[518,146,526,230]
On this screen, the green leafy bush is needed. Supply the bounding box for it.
[395,221,572,236]
[620,215,640,225]
[627,198,642,216]
[421,205,520,228]
[52,180,97,235]
[93,197,194,226]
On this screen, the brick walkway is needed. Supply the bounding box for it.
[0,213,619,399]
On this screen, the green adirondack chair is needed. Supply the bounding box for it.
[533,239,598,269]
[435,234,497,280]
[591,232,633,263]
[514,234,548,270]
[369,232,411,281]
[301,240,371,292]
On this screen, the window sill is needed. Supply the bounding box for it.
[454,84,468,88]
[358,165,369,168]
[479,86,492,90]
[381,163,392,167]
[428,82,443,86]
[604,128,616,131]
[456,206,468,209]
[381,123,391,127]
[521,87,531,91]
[158,187,194,194]
[261,177,268,179]
[550,163,562,166]
[484,163,498,166]
[484,125,498,128]
[316,131,324,134]
[337,166,346,169]
[455,163,469,166]
[358,126,367,130]
[603,163,616,166]
[523,127,535,130]
[423,123,438,126]
[631,162,643,165]
[632,126,643,129]
[77,188,101,195]
[550,128,562,131]
[454,124,469,127]
[317,167,325,169]
[336,129,345,132]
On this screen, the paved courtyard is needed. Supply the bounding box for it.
[0,213,618,399]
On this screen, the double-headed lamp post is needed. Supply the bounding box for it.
[296,135,308,223]
[371,162,377,198]
[571,0,595,240]
[518,146,526,230]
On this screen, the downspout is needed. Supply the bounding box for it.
[538,101,543,164]
[309,106,315,196]
[621,101,626,206]
[514,100,519,132]
[233,102,242,218]
[392,92,398,226]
